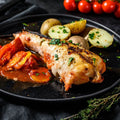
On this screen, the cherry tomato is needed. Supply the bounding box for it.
[102,0,116,13]
[78,0,92,13]
[63,0,77,11]
[93,2,103,14]
[114,3,120,18]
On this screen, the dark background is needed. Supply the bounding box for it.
[0,0,120,120]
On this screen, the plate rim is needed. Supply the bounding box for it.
[0,13,120,102]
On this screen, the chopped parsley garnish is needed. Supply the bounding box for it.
[89,33,95,40]
[68,57,74,66]
[103,59,106,63]
[61,40,66,43]
[96,41,100,44]
[42,72,46,75]
[92,58,96,64]
[22,23,29,26]
[57,31,60,33]
[42,39,45,42]
[96,31,99,34]
[59,27,63,29]
[99,52,102,56]
[49,38,61,45]
[63,29,68,33]
[72,97,76,98]
[54,54,59,60]
[35,73,40,76]
[104,46,107,48]
[52,29,55,32]
[32,23,35,26]
[68,40,73,43]
[97,35,101,37]
[71,21,75,23]
[75,43,80,46]
[116,56,120,59]
[49,39,66,46]
[80,18,84,21]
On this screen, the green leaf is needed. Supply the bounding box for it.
[68,57,74,66]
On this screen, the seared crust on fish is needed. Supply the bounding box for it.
[14,31,106,91]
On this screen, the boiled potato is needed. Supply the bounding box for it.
[68,36,89,49]
[40,18,61,35]
[48,25,71,40]
[64,19,86,34]
[86,28,113,48]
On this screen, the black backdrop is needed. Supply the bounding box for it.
[0,0,120,120]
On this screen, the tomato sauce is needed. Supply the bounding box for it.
[0,66,34,83]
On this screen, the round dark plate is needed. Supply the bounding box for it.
[0,14,120,103]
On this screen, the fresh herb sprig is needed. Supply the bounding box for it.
[62,84,120,120]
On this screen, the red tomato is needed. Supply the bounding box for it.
[102,0,116,13]
[63,0,77,11]
[78,0,92,13]
[93,2,103,14]
[114,3,120,18]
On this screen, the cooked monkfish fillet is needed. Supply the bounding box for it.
[14,31,106,91]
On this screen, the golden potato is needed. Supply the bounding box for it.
[68,36,89,49]
[64,19,87,34]
[48,25,71,40]
[86,28,114,48]
[40,18,61,35]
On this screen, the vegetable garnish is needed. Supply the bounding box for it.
[99,52,102,56]
[79,18,84,21]
[103,59,106,63]
[104,46,107,48]
[63,29,68,33]
[49,38,61,45]
[68,40,73,43]
[116,56,120,59]
[35,73,40,76]
[96,31,99,34]
[96,41,100,44]
[54,54,59,60]
[75,43,80,46]
[22,23,29,27]
[32,23,35,26]
[89,33,95,40]
[92,58,96,64]
[41,39,45,42]
[42,72,46,75]
[52,30,55,32]
[68,57,74,66]
[61,40,66,44]
[71,21,75,23]
[49,39,67,46]
[59,27,63,29]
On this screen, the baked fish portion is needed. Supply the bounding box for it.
[15,31,106,91]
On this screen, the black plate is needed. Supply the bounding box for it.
[0,14,120,103]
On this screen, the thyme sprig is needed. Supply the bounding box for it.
[62,84,120,120]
